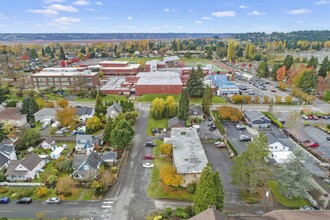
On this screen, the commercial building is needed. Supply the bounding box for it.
[31,70,99,89]
[209,74,239,96]
[90,61,141,75]
[100,76,131,96]
[164,127,208,187]
[135,72,183,96]
[244,110,271,130]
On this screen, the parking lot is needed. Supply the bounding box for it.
[198,119,222,141]
[222,122,252,154]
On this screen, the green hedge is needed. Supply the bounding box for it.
[227,140,238,156]
[212,111,226,135]
[262,112,284,128]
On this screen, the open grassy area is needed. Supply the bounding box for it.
[8,89,38,101]
[135,94,181,102]
[179,57,211,63]
[147,141,194,201]
[147,117,168,136]
[268,180,309,208]
[113,57,162,62]
[83,189,96,200]
[0,186,56,201]
[75,94,128,102]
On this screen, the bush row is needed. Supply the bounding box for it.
[227,140,238,156]
[262,112,284,129]
[212,111,226,135]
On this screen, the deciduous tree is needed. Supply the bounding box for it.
[56,107,78,129]
[164,96,177,118]
[36,98,46,109]
[0,123,7,143]
[56,176,75,195]
[276,66,286,81]
[231,94,243,104]
[254,96,260,104]
[160,143,173,157]
[86,116,102,134]
[217,106,243,122]
[263,95,269,104]
[202,86,212,116]
[16,129,41,151]
[56,98,69,108]
[284,96,293,104]
[160,165,182,187]
[35,187,48,198]
[150,98,165,119]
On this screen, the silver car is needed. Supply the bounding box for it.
[45,197,61,205]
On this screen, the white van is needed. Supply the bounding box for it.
[52,121,61,128]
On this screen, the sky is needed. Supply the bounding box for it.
[0,0,329,33]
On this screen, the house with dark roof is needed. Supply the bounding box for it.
[33,108,57,123]
[40,138,57,150]
[189,105,204,120]
[244,110,271,130]
[0,142,17,170]
[75,135,96,155]
[0,107,27,127]
[102,151,117,165]
[5,153,45,181]
[106,102,123,119]
[72,151,102,180]
[168,117,185,130]
[76,106,94,122]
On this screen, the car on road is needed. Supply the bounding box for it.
[309,143,320,148]
[215,141,227,148]
[302,115,309,120]
[239,135,252,142]
[142,162,154,168]
[0,197,10,204]
[236,124,246,130]
[16,197,32,204]
[143,154,154,160]
[271,90,277,92]
[45,197,61,205]
[145,142,156,147]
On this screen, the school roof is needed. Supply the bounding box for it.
[32,70,98,77]
[136,71,182,86]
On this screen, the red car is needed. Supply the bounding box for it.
[271,90,277,92]
[309,143,320,148]
[308,115,314,120]
[144,154,154,160]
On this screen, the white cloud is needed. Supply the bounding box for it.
[0,14,9,19]
[247,11,267,16]
[127,16,133,21]
[94,16,109,20]
[163,8,180,13]
[211,10,236,17]
[96,1,103,5]
[119,24,134,29]
[164,8,170,12]
[26,9,58,16]
[48,4,78,12]
[314,0,330,5]
[188,9,194,13]
[287,8,312,15]
[239,5,249,9]
[177,26,183,29]
[48,16,80,26]
[202,16,212,20]
[36,23,42,26]
[297,20,304,24]
[194,21,202,24]
[43,0,65,3]
[73,0,90,6]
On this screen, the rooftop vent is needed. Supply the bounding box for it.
[180,132,186,135]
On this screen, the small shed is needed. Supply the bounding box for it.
[102,152,118,165]
[50,147,64,160]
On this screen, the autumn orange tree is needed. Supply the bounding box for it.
[46,102,55,108]
[56,98,69,108]
[254,96,260,104]
[86,116,102,134]
[36,98,46,109]
[276,66,286,81]
[56,176,75,196]
[35,187,48,198]
[160,143,173,157]
[263,96,269,104]
[56,107,78,129]
[231,94,243,104]
[243,95,251,104]
[285,96,292,104]
[217,106,243,122]
[160,165,182,187]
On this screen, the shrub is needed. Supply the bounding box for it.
[0,173,6,182]
[186,182,197,194]
[47,175,58,184]
[58,159,73,172]
[327,124,330,129]
[162,208,172,218]
[0,187,7,193]
[16,90,23,98]
[35,187,48,198]
[227,140,238,156]
[111,167,118,173]
[175,207,189,219]
[262,112,284,128]
[6,100,17,107]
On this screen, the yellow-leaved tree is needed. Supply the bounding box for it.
[160,165,182,187]
[160,143,173,157]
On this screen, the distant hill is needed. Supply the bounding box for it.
[0,33,231,42]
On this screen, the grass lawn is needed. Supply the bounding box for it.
[83,189,96,200]
[8,89,38,101]
[268,180,309,208]
[147,141,194,201]
[113,57,162,62]
[75,94,128,102]
[147,117,168,136]
[0,186,56,201]
[135,94,181,102]
[179,57,211,63]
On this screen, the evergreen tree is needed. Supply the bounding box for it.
[21,97,39,122]
[306,55,318,68]
[318,56,329,77]
[94,95,105,118]
[103,117,113,143]
[257,60,270,78]
[110,119,134,150]
[202,86,212,116]
[45,46,51,54]
[0,123,7,143]
[283,55,294,70]
[271,63,281,81]
[80,46,86,54]
[41,48,46,57]
[177,88,189,120]
[59,46,66,60]
[187,65,204,97]
[0,87,9,103]
[193,163,224,214]
[298,70,318,94]
[172,40,177,51]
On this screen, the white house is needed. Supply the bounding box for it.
[272,151,295,164]
[105,103,123,119]
[75,135,96,155]
[5,153,45,181]
[76,106,94,122]
[50,147,64,160]
[40,138,57,150]
[33,108,57,123]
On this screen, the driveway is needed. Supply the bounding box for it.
[222,122,252,154]
[199,119,222,141]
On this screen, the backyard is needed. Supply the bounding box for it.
[136,94,225,104]
[147,117,168,136]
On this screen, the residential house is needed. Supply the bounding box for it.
[0,142,17,170]
[189,105,204,121]
[5,153,45,181]
[72,151,102,180]
[266,133,294,164]
[50,147,64,160]
[40,138,57,150]
[105,102,123,119]
[164,128,208,187]
[75,135,96,155]
[168,117,185,130]
[244,110,271,130]
[0,107,27,127]
[189,207,227,220]
[102,151,117,165]
[76,106,94,122]
[33,108,57,123]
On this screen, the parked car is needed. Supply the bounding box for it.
[299,206,315,211]
[311,115,318,120]
[45,197,61,205]
[41,123,48,130]
[271,90,277,92]
[209,126,217,131]
[215,141,227,148]
[239,135,252,142]
[236,125,246,130]
[208,117,212,121]
[309,143,320,148]
[70,130,78,135]
[327,137,330,141]
[16,197,32,204]
[143,154,154,160]
[142,163,154,168]
[0,197,10,204]
[145,142,156,147]
[302,115,309,120]
[308,115,314,120]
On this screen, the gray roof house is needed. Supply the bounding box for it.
[33,108,57,123]
[168,117,185,129]
[106,103,123,119]
[0,142,17,170]
[72,151,102,180]
[244,110,271,129]
[164,127,208,187]
[40,138,57,150]
[189,105,204,120]
[102,151,118,165]
[5,153,45,181]
[75,135,97,155]
[76,106,94,122]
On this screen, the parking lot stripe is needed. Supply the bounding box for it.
[101,205,112,208]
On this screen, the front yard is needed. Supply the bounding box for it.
[147,117,168,136]
[147,141,194,201]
